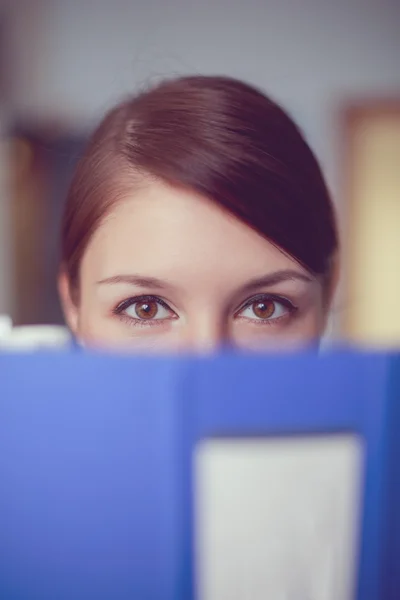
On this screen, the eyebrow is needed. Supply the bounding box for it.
[96,269,313,292]
[96,274,175,290]
[238,269,314,294]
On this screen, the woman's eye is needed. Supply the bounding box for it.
[238,297,290,321]
[123,299,173,321]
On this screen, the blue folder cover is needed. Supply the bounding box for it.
[0,351,398,599]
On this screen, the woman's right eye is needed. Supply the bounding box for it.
[114,297,176,323]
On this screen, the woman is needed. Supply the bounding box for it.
[59,75,338,353]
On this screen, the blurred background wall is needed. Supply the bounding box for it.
[0,0,399,335]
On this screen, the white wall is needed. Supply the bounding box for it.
[1,0,400,318]
[9,0,400,188]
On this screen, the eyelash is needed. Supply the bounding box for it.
[235,293,298,326]
[112,293,298,327]
[112,295,176,328]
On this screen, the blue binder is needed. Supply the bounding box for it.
[0,350,399,599]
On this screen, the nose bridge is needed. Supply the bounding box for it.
[184,311,229,354]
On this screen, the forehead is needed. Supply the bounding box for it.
[81,180,304,285]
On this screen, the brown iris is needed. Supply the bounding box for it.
[135,301,158,320]
[252,299,275,319]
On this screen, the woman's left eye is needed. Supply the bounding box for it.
[237,296,293,322]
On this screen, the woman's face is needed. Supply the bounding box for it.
[62,180,328,353]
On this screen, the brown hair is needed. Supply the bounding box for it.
[61,75,338,297]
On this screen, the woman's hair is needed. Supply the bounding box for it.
[61,75,338,296]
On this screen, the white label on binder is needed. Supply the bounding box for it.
[195,435,362,600]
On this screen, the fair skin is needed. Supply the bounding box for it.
[61,179,329,353]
